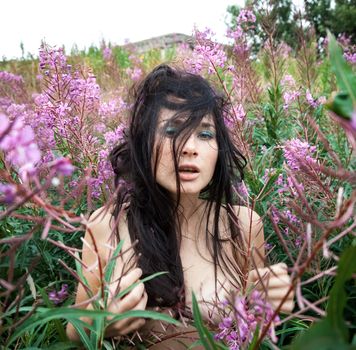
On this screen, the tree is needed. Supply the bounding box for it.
[227,0,300,52]
[304,0,356,44]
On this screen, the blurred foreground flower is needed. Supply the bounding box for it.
[0,113,41,179]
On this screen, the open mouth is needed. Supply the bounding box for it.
[178,165,200,181]
[178,166,199,173]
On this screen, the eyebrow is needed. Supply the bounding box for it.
[158,119,215,129]
[200,122,215,129]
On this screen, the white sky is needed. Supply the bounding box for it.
[1,0,246,59]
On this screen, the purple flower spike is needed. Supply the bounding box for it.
[48,284,68,304]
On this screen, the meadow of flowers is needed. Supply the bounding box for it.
[0,7,355,350]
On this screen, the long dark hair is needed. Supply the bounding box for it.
[109,64,246,308]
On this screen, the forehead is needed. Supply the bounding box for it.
[158,108,215,127]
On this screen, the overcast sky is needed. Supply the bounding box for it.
[1,0,248,59]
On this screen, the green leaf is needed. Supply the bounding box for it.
[6,307,114,347]
[326,245,356,341]
[191,292,219,350]
[74,251,91,292]
[103,239,124,284]
[291,245,356,349]
[328,31,356,107]
[326,92,354,119]
[116,271,168,299]
[248,325,260,350]
[107,309,180,326]
[69,318,95,350]
[291,319,354,350]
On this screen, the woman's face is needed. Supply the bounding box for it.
[154,108,219,196]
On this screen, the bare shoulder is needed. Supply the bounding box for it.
[233,206,263,232]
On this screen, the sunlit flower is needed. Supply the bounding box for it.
[283,138,316,170]
[185,28,227,75]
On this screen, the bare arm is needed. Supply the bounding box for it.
[237,206,295,313]
[66,207,147,342]
[234,205,265,269]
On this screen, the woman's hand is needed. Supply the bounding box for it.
[248,263,294,313]
[105,267,148,338]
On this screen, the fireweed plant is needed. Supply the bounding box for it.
[0,5,355,349]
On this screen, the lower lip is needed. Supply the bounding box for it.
[179,171,199,181]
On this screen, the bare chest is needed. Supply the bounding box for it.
[180,235,230,317]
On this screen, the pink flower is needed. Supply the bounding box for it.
[283,138,316,170]
[281,75,296,88]
[351,110,356,131]
[278,42,292,58]
[232,104,245,122]
[48,284,69,304]
[0,183,17,204]
[306,90,319,108]
[226,26,244,41]
[237,9,256,24]
[185,28,227,75]
[0,114,41,178]
[99,98,128,119]
[344,52,356,64]
[283,90,300,110]
[51,157,75,176]
[103,46,112,61]
[104,124,125,148]
[215,290,279,348]
[262,168,275,183]
[126,67,143,81]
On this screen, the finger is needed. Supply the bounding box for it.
[269,299,295,314]
[110,282,145,312]
[106,291,148,336]
[266,275,291,288]
[118,267,143,291]
[249,265,289,287]
[118,318,146,335]
[279,300,295,313]
[266,287,294,299]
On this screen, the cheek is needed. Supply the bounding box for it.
[207,142,219,172]
[154,141,174,176]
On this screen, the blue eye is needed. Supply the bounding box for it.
[198,130,215,140]
[164,126,178,137]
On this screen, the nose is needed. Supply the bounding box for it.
[182,134,198,156]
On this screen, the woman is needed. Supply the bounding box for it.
[66,64,294,347]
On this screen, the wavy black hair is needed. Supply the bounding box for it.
[109,64,247,309]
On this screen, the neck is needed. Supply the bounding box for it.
[177,193,201,217]
[174,194,206,238]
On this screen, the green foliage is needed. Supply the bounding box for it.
[305,0,356,44]
[191,293,228,350]
[291,244,356,350]
[325,32,355,120]
[4,241,179,350]
[227,0,299,52]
